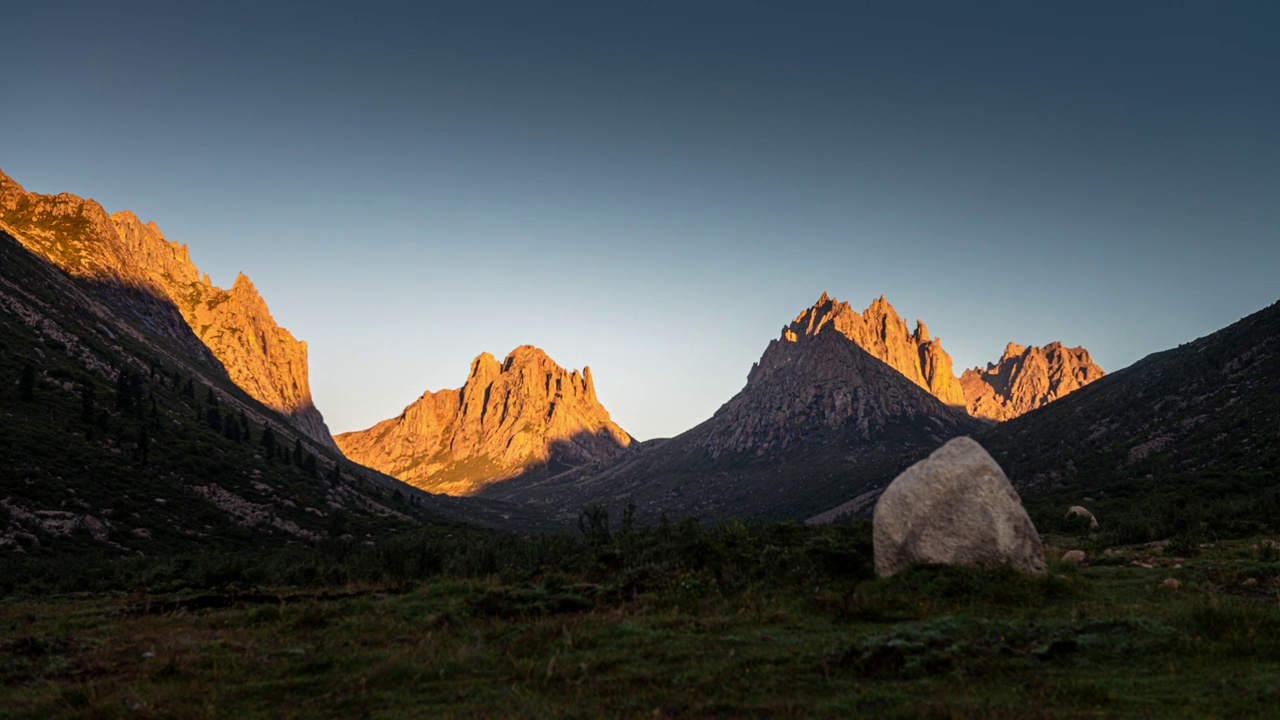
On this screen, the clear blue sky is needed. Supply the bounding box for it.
[4,1,1277,440]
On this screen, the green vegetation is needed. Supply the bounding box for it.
[1,516,1279,717]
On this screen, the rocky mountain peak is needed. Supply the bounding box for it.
[0,165,334,447]
[781,293,966,408]
[335,347,631,495]
[961,341,1105,421]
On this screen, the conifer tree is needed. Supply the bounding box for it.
[261,423,276,461]
[80,382,96,424]
[19,363,35,402]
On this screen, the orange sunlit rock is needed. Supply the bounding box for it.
[334,346,632,495]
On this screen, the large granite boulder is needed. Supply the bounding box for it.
[873,436,1046,578]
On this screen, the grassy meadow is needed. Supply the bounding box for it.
[3,516,1280,719]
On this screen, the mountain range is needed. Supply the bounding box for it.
[3,163,1275,549]
[341,290,1107,516]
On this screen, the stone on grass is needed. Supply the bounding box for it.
[872,436,1046,578]
[1060,550,1087,565]
[1160,578,1181,589]
[1065,505,1099,529]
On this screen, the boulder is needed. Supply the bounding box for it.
[872,436,1047,578]
[1060,550,1087,564]
[1065,505,1099,529]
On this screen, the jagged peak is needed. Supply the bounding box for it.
[1003,342,1027,359]
[469,352,501,380]
[111,209,141,225]
[914,320,930,343]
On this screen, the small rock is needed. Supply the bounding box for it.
[1065,505,1099,529]
[1173,564,1183,569]
[1060,550,1087,564]
[1160,578,1181,589]
[1130,561,1154,569]
[154,498,166,505]
[131,528,152,540]
[1243,578,1258,587]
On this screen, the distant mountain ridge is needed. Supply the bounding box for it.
[335,346,632,495]
[0,167,333,446]
[961,342,1106,422]
[474,294,987,522]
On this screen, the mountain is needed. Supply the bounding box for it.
[980,300,1280,507]
[794,292,967,407]
[961,342,1106,422]
[0,168,332,447]
[0,184,552,557]
[475,294,985,522]
[335,346,632,495]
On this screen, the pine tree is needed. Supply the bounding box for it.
[80,382,96,424]
[292,438,304,467]
[223,414,241,443]
[303,453,318,478]
[261,423,276,462]
[19,363,35,402]
[115,371,136,413]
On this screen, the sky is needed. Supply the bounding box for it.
[3,1,1277,440]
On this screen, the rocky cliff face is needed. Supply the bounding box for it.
[334,346,632,495]
[961,342,1105,421]
[700,311,975,456]
[789,292,967,407]
[0,167,333,446]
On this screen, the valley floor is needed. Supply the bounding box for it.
[3,534,1280,718]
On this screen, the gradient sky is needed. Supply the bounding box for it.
[3,1,1277,440]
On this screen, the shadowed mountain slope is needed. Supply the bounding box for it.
[980,300,1280,507]
[335,346,632,495]
[476,295,985,522]
[0,167,333,447]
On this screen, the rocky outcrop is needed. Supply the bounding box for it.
[788,292,966,407]
[701,315,975,457]
[872,437,1047,578]
[335,346,632,495]
[961,342,1105,422]
[0,167,333,446]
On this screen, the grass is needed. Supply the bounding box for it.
[2,524,1279,718]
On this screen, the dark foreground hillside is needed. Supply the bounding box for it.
[981,300,1280,535]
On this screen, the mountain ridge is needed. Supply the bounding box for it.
[474,294,987,522]
[335,345,632,495]
[0,167,333,447]
[961,341,1106,422]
